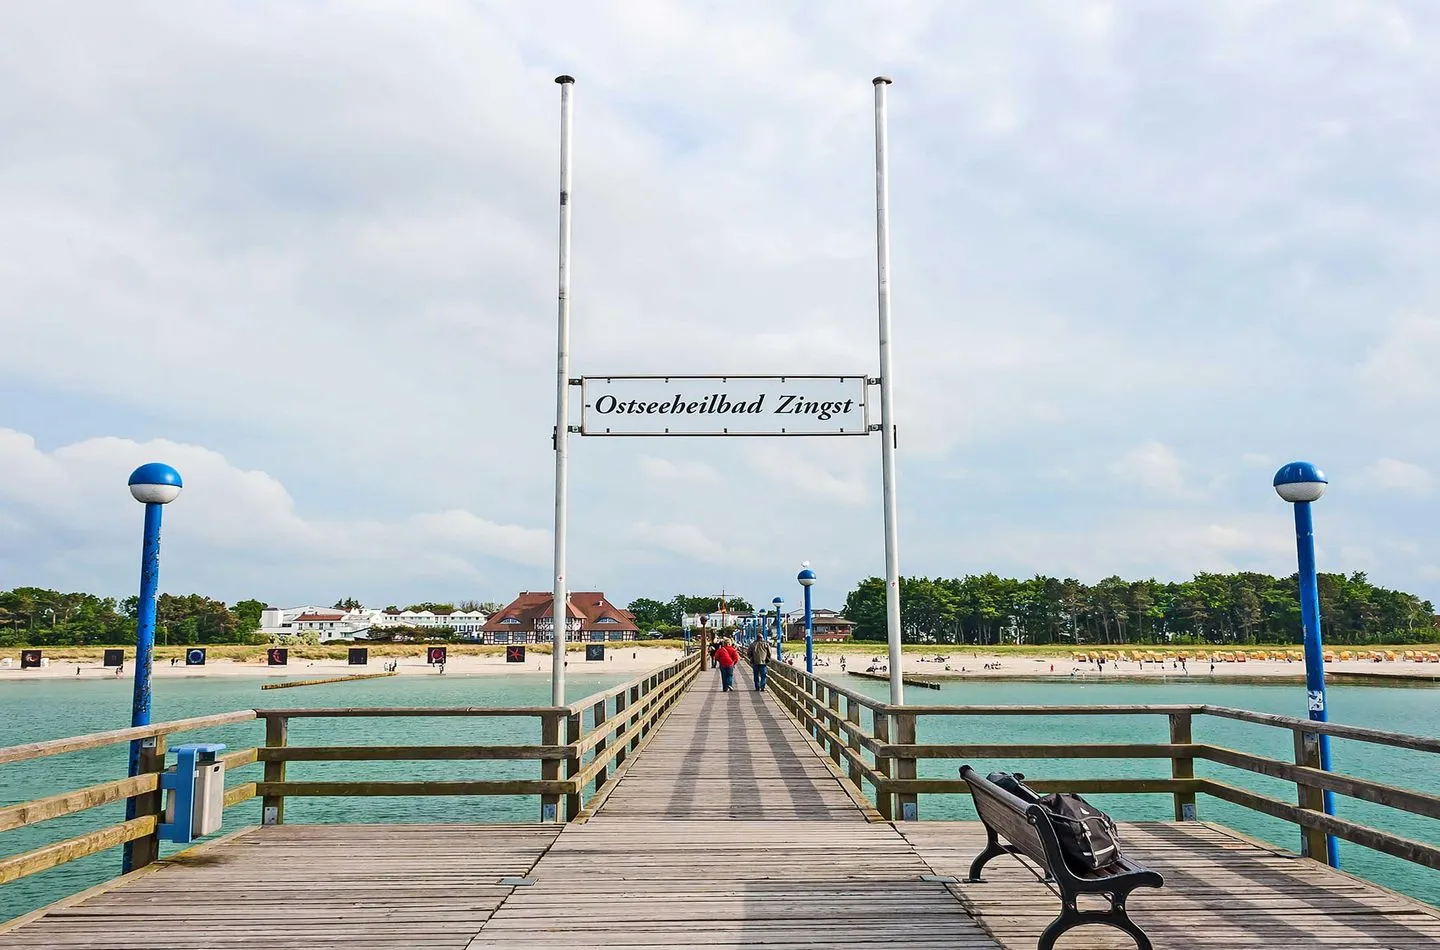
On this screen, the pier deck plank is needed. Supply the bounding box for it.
[901,820,1440,948]
[592,664,860,820]
[3,669,1438,948]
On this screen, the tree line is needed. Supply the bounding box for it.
[625,594,755,633]
[842,572,1438,646]
[0,587,268,647]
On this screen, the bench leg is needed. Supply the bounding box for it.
[965,828,1023,883]
[1038,903,1152,950]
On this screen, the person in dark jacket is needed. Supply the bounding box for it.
[749,637,771,691]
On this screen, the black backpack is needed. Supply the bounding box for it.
[1038,792,1120,871]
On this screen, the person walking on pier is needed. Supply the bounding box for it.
[749,634,771,691]
[715,638,740,692]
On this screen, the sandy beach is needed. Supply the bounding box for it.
[0,645,686,681]
[812,648,1440,682]
[4,643,1438,684]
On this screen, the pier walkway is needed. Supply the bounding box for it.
[3,663,1438,948]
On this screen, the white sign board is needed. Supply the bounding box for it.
[580,375,870,436]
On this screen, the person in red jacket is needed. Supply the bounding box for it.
[714,639,740,692]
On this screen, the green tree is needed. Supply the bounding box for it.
[627,598,676,631]
[233,599,267,634]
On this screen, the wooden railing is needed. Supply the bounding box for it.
[765,662,1440,871]
[0,654,699,889]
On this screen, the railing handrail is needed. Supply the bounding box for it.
[763,659,1440,876]
[0,709,258,766]
[253,706,561,718]
[1198,704,1440,754]
[0,655,702,902]
[565,654,699,715]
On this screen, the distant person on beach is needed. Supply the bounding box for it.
[749,635,771,691]
[714,639,740,692]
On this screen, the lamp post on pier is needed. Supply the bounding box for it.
[1274,460,1340,870]
[122,462,182,873]
[772,597,784,664]
[798,563,816,674]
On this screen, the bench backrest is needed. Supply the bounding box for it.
[961,766,1053,869]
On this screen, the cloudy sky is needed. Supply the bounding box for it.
[3,1,1440,612]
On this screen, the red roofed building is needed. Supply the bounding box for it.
[293,611,347,634]
[480,592,639,645]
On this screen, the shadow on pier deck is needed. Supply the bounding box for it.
[2,661,1437,948]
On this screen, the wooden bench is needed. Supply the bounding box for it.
[959,765,1164,950]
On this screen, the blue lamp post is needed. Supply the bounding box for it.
[1274,460,1339,869]
[772,596,784,663]
[798,563,816,674]
[122,462,182,873]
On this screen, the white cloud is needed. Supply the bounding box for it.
[637,456,721,485]
[625,522,732,566]
[0,430,548,598]
[5,3,1440,606]
[1109,442,1189,498]
[1357,316,1440,403]
[1355,458,1435,497]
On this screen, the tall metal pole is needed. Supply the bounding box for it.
[799,565,816,674]
[1274,461,1338,869]
[1293,500,1340,868]
[550,75,575,706]
[873,76,904,705]
[803,583,814,674]
[123,462,182,873]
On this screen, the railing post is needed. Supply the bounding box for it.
[564,711,582,821]
[540,711,563,822]
[261,716,287,826]
[1293,727,1330,861]
[873,711,894,820]
[1169,712,1197,821]
[894,711,918,821]
[613,690,629,768]
[846,697,863,787]
[126,733,167,868]
[627,684,641,751]
[827,687,842,765]
[591,698,609,792]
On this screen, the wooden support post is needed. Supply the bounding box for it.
[613,691,628,768]
[873,711,893,820]
[540,712,562,822]
[808,679,821,741]
[827,688,843,766]
[847,697,863,787]
[628,684,641,752]
[700,630,710,670]
[261,716,287,826]
[1293,727,1329,861]
[894,712,918,821]
[126,734,167,868]
[591,699,609,792]
[1169,712,1197,821]
[564,711,582,821]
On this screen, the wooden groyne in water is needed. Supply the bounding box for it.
[260,671,398,690]
[846,669,941,689]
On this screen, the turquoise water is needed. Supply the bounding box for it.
[0,673,630,921]
[1,675,1436,922]
[835,676,1440,906]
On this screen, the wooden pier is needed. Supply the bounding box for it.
[2,654,1438,948]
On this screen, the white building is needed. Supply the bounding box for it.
[259,605,374,642]
[258,605,491,642]
[372,609,488,639]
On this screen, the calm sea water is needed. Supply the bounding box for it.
[1,673,1436,921]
